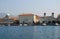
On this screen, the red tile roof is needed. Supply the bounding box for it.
[9,16,19,20]
[19,13,34,16]
[0,18,3,21]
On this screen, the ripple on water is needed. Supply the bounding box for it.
[0,26,59,39]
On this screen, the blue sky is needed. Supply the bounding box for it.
[0,0,60,17]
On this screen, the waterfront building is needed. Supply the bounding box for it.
[57,14,60,21]
[39,13,56,25]
[39,17,45,23]
[0,14,16,26]
[56,14,60,24]
[19,13,40,26]
[9,16,19,26]
[34,15,40,23]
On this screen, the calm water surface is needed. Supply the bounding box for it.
[0,26,60,39]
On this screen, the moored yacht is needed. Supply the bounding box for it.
[42,23,46,26]
[55,23,59,26]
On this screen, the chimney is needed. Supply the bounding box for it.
[44,13,46,17]
[52,12,54,17]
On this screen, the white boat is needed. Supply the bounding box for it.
[24,24,27,26]
[20,24,22,26]
[43,23,46,26]
[55,23,59,26]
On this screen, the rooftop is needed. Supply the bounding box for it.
[9,16,19,20]
[19,13,34,16]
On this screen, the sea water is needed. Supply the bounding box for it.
[0,26,60,39]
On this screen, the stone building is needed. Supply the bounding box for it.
[19,13,40,25]
[39,13,56,24]
[0,14,14,26]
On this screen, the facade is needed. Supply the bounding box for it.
[39,17,45,23]
[19,13,40,25]
[9,16,19,25]
[34,15,40,23]
[57,14,60,21]
[39,13,56,24]
[19,14,34,24]
[0,15,14,26]
[45,16,55,23]
[56,14,60,25]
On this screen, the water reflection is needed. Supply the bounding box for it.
[0,26,59,39]
[33,26,56,39]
